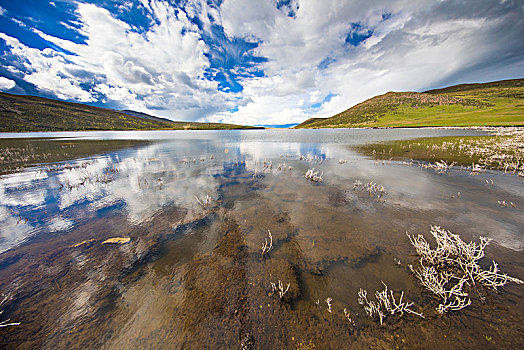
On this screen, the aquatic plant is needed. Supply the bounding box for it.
[407,226,523,313]
[195,195,212,208]
[261,230,273,257]
[469,162,485,175]
[270,280,290,300]
[305,168,323,182]
[299,154,324,163]
[409,265,471,314]
[57,168,117,191]
[419,160,456,173]
[353,180,386,199]
[0,295,20,328]
[357,282,423,325]
[325,297,333,313]
[343,308,355,325]
[277,161,292,171]
[497,200,516,208]
[252,168,264,180]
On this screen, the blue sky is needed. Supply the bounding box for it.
[0,0,523,125]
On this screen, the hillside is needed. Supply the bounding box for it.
[295,78,524,128]
[0,93,260,132]
[120,110,175,123]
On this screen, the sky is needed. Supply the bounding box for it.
[0,0,523,126]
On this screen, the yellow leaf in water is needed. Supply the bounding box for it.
[71,239,96,248]
[102,237,131,245]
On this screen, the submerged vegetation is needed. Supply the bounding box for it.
[358,282,424,325]
[0,129,523,348]
[407,226,523,314]
[0,295,20,328]
[353,180,386,199]
[304,168,323,182]
[261,230,273,257]
[358,224,523,324]
[295,78,524,128]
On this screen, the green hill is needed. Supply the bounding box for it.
[295,78,524,128]
[0,92,261,132]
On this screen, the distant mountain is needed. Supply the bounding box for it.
[120,110,175,124]
[295,78,524,128]
[256,123,299,128]
[0,93,262,132]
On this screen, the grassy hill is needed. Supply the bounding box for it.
[120,109,175,123]
[295,78,524,128]
[0,93,260,132]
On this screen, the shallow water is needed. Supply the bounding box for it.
[0,129,522,349]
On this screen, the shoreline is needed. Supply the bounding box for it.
[294,125,524,130]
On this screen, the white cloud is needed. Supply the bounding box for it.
[0,33,98,102]
[1,1,236,119]
[1,0,522,125]
[0,76,16,90]
[211,0,524,124]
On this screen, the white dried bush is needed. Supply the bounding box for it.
[420,160,456,173]
[353,180,386,199]
[0,294,20,328]
[195,194,212,208]
[305,168,323,182]
[358,282,424,325]
[325,297,333,313]
[409,264,471,313]
[407,225,523,313]
[270,280,290,300]
[261,230,273,257]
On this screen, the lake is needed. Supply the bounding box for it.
[0,128,522,349]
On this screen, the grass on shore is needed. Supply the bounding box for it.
[0,138,150,175]
[354,128,524,174]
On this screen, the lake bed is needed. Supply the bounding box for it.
[0,128,522,349]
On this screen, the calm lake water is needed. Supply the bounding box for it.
[0,129,522,349]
